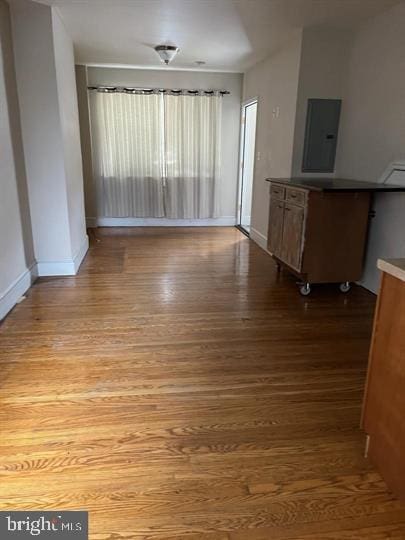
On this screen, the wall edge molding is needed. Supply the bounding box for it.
[90,217,237,227]
[78,62,243,74]
[36,235,89,277]
[0,263,37,321]
[73,234,89,272]
[379,160,405,184]
[250,227,269,252]
[36,260,75,277]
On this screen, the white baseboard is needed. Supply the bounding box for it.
[0,263,37,321]
[250,227,269,252]
[36,260,76,276]
[73,235,89,272]
[36,235,89,277]
[0,237,89,320]
[88,216,237,227]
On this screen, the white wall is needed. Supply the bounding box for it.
[76,65,94,221]
[79,66,243,223]
[336,2,405,182]
[243,31,302,246]
[0,0,35,319]
[244,4,405,292]
[292,26,353,177]
[52,10,86,258]
[11,0,88,276]
[336,2,405,292]
[11,1,71,264]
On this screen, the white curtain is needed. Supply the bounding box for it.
[164,94,222,218]
[90,91,165,217]
[89,90,222,219]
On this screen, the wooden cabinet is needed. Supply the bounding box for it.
[285,187,306,206]
[362,261,405,500]
[267,180,371,293]
[280,203,305,271]
[267,199,284,257]
[269,183,285,200]
[268,184,307,275]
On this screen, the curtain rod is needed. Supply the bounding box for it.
[87,85,230,95]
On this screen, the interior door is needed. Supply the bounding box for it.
[280,203,304,271]
[238,100,257,234]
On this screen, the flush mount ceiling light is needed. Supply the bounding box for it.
[154,45,179,65]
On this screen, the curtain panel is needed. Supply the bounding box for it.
[89,91,222,219]
[90,92,165,217]
[164,94,221,218]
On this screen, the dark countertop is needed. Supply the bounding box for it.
[266,177,405,192]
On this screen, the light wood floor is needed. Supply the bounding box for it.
[1,227,404,539]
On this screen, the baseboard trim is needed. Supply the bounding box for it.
[88,217,237,227]
[36,235,89,277]
[356,279,377,294]
[0,263,37,321]
[250,227,269,252]
[36,260,76,276]
[0,237,89,320]
[73,235,89,272]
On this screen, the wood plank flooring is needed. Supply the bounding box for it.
[1,227,404,539]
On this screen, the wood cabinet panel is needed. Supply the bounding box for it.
[302,192,370,283]
[280,203,304,271]
[267,181,371,285]
[286,187,306,207]
[270,184,285,201]
[362,271,405,500]
[267,199,284,256]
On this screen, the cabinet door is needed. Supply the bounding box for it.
[362,272,405,499]
[280,203,304,271]
[267,199,284,257]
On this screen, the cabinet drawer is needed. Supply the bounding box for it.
[270,184,286,200]
[286,187,306,206]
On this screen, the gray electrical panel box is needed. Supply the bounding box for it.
[302,98,341,173]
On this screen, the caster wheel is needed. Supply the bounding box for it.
[299,283,311,296]
[339,282,351,293]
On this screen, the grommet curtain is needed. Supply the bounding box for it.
[89,91,222,219]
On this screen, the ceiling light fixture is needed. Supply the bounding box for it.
[154,45,179,65]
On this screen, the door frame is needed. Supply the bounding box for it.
[237,97,258,236]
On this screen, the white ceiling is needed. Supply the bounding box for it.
[35,0,400,72]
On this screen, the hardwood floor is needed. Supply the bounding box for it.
[1,227,404,539]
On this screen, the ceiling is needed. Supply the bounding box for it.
[34,0,400,72]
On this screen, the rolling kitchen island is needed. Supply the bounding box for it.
[266,177,405,295]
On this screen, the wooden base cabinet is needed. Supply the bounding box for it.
[267,181,371,294]
[362,262,405,500]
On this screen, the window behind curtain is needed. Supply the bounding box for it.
[164,94,221,218]
[90,91,165,218]
[89,90,222,219]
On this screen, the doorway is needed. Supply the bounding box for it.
[238,99,258,235]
